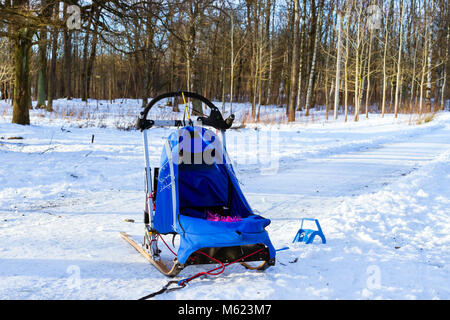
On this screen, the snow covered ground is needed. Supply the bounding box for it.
[0,99,449,300]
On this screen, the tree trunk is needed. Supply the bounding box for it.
[47,20,58,112]
[441,25,449,109]
[81,20,91,102]
[266,1,275,105]
[287,0,300,122]
[365,28,373,118]
[425,24,433,112]
[221,44,226,113]
[334,11,343,120]
[343,3,350,122]
[419,3,431,115]
[36,29,47,109]
[142,12,154,108]
[353,6,362,122]
[381,1,391,117]
[324,10,335,120]
[394,0,404,118]
[296,0,307,112]
[63,4,73,100]
[305,0,323,116]
[12,28,33,125]
[256,7,264,122]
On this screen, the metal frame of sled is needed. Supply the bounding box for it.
[122,91,275,277]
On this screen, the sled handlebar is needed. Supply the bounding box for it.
[137,91,235,131]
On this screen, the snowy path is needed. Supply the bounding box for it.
[247,119,449,215]
[0,112,449,300]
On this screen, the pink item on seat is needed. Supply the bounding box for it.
[205,211,242,222]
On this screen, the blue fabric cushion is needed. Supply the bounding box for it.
[178,164,229,208]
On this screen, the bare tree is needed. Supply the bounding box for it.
[334,6,343,120]
[287,0,300,121]
[305,0,324,116]
[381,0,392,117]
[393,0,405,118]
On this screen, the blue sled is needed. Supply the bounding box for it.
[293,218,326,244]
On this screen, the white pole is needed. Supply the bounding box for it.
[143,130,159,257]
[143,130,154,224]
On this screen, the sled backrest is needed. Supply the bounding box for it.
[178,163,230,208]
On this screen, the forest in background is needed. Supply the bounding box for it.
[0,0,449,125]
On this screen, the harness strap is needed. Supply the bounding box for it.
[138,280,185,300]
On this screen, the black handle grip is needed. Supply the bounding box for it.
[137,91,234,131]
[225,114,235,128]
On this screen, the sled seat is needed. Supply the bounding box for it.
[176,213,274,265]
[179,209,270,233]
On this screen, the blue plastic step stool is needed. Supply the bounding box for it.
[293,218,326,244]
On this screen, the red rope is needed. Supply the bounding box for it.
[153,231,267,287]
[158,233,178,257]
[179,247,265,286]
[149,234,158,246]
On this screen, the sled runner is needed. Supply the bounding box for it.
[121,91,276,277]
[120,232,184,276]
